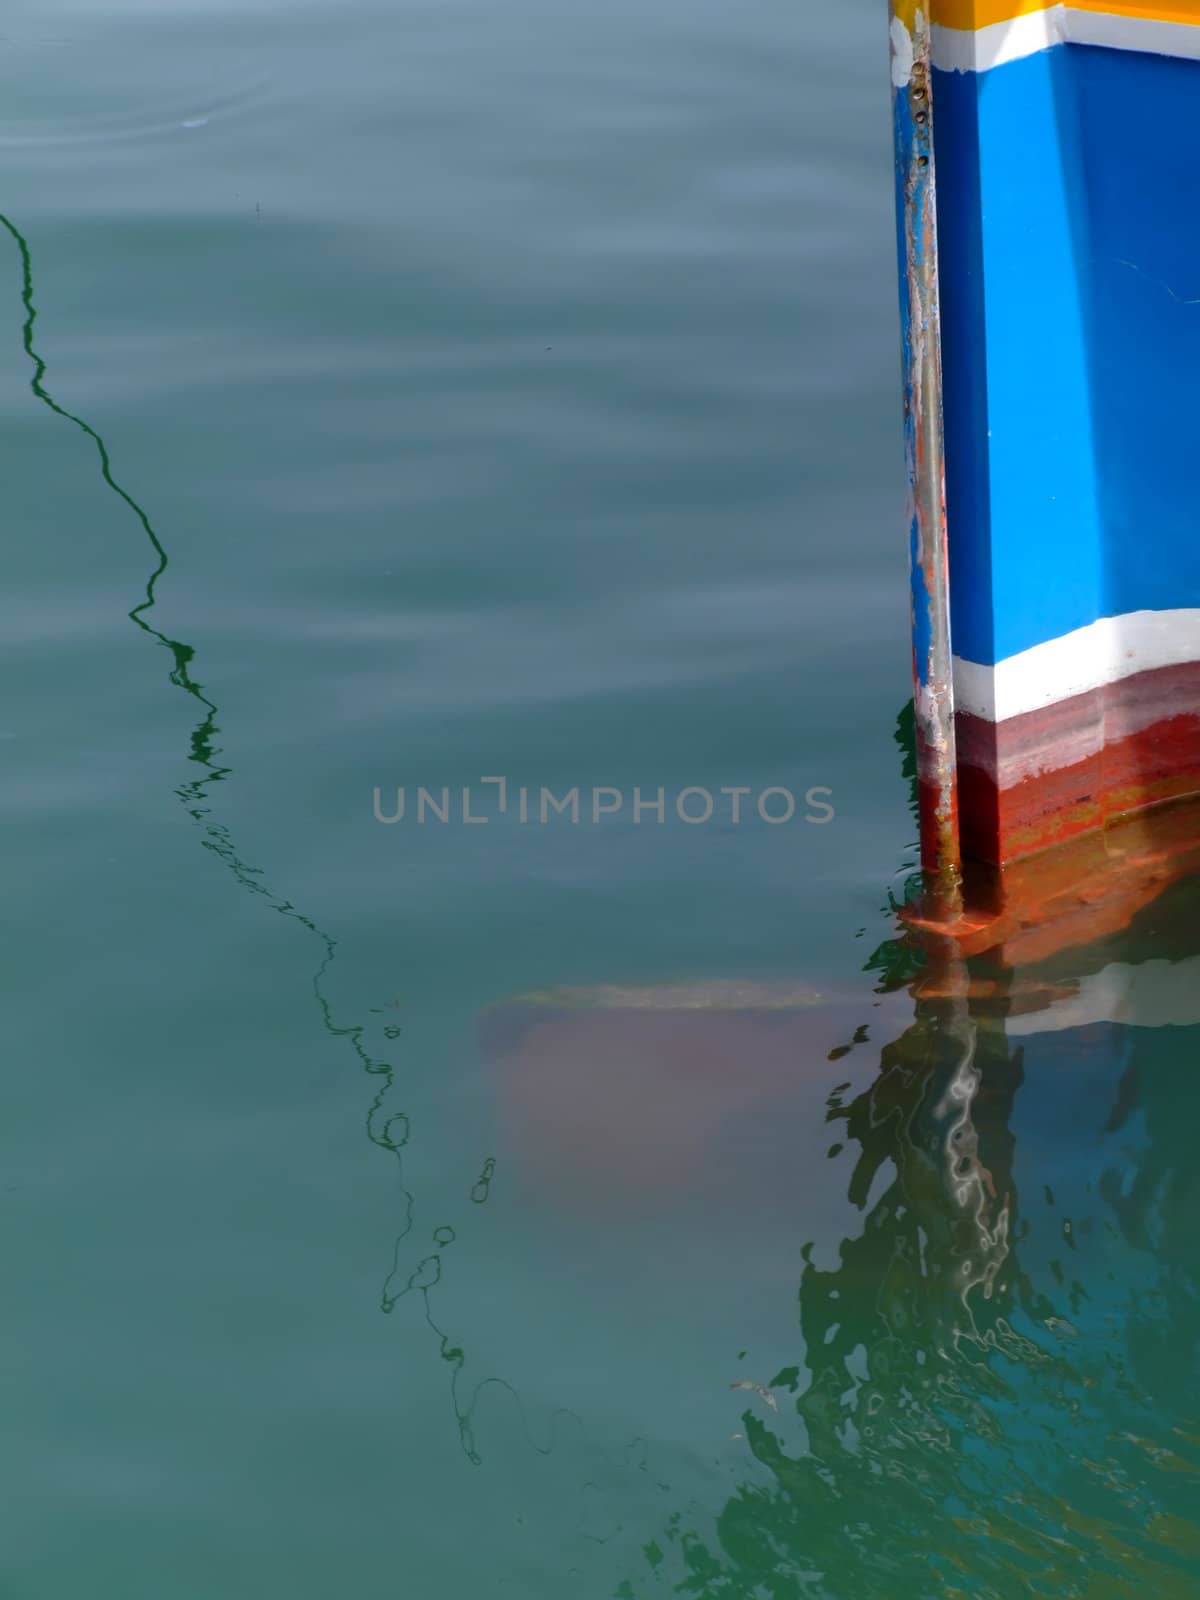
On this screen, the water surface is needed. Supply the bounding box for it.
[3,1,1198,1595]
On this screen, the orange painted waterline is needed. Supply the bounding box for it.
[904,794,1200,970]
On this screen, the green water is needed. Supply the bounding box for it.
[4,1,1198,1595]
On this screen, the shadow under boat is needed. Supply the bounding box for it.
[479,762,1200,1213]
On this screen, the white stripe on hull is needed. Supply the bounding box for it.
[953,609,1200,723]
[931,7,1200,75]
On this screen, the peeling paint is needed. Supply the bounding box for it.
[891,13,916,85]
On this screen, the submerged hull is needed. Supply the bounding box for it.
[891,2,1200,869]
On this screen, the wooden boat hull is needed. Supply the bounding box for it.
[891,2,1200,867]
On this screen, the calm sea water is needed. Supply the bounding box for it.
[3,1,1198,1595]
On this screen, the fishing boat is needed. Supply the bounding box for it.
[890,1,1200,888]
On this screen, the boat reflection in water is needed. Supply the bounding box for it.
[483,778,1200,1595]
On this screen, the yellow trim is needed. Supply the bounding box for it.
[893,0,1200,30]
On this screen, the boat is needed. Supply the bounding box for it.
[889,1,1200,889]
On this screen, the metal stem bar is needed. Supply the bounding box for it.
[891,8,963,908]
